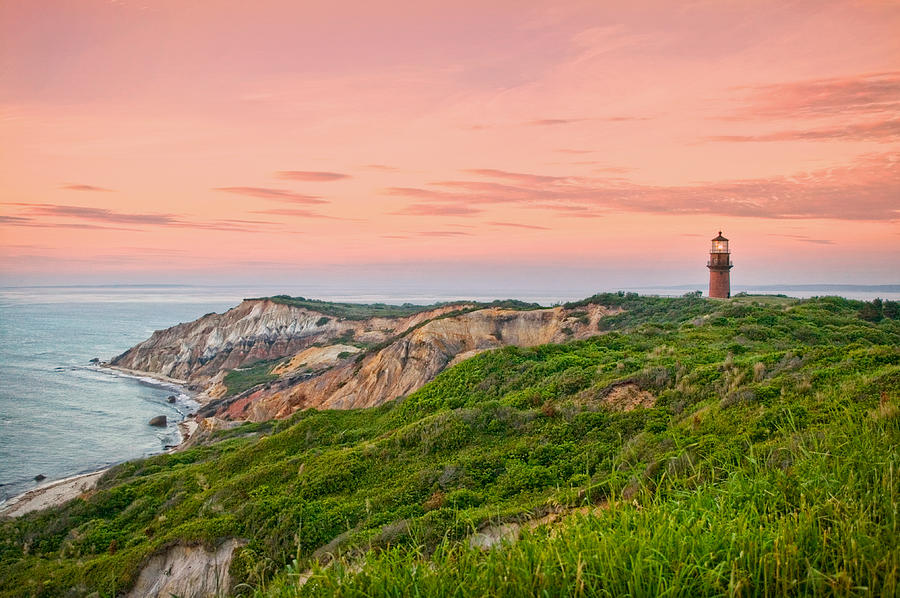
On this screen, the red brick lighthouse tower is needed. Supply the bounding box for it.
[707,231,733,298]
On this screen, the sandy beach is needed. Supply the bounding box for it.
[103,364,192,390]
[0,470,106,518]
[1,410,202,519]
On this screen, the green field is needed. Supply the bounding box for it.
[1,294,897,597]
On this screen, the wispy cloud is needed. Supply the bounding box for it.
[726,71,900,120]
[0,212,140,231]
[768,234,835,245]
[463,169,567,185]
[173,219,278,232]
[527,118,588,126]
[0,215,34,224]
[386,153,900,221]
[22,204,177,225]
[384,187,460,201]
[213,186,327,204]
[527,116,648,126]
[252,208,347,220]
[796,238,835,245]
[487,221,550,230]
[60,184,115,192]
[418,230,471,237]
[276,171,351,182]
[1,203,278,233]
[532,204,605,217]
[392,203,483,216]
[706,119,900,143]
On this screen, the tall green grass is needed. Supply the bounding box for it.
[264,393,899,597]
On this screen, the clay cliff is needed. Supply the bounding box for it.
[110,298,618,422]
[110,299,467,386]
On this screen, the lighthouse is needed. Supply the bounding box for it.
[707,231,733,298]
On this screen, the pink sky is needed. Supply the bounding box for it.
[1,0,898,291]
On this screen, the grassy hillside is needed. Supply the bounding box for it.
[0,295,897,597]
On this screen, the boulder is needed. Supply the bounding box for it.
[166,395,177,404]
[33,474,46,482]
[89,358,100,364]
[148,415,167,427]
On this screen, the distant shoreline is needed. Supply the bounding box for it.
[102,364,192,389]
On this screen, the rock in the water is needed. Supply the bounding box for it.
[148,415,167,427]
[166,395,177,403]
[33,474,46,482]
[89,358,100,364]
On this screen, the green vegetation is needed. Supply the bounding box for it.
[223,358,284,397]
[251,295,544,320]
[287,408,896,598]
[858,297,900,322]
[1,296,897,597]
[250,296,462,320]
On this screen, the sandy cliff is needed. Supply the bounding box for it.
[224,304,614,420]
[110,299,465,386]
[112,299,618,422]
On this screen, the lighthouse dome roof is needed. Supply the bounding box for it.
[712,231,728,241]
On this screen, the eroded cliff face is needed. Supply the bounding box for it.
[125,539,243,598]
[112,299,619,422]
[211,304,616,421]
[110,299,465,385]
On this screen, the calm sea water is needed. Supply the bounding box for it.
[0,288,238,502]
[0,283,896,503]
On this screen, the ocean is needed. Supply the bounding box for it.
[0,283,896,504]
[0,288,238,502]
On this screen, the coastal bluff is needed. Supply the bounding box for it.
[110,296,619,422]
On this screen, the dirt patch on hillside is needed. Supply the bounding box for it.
[602,383,656,411]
